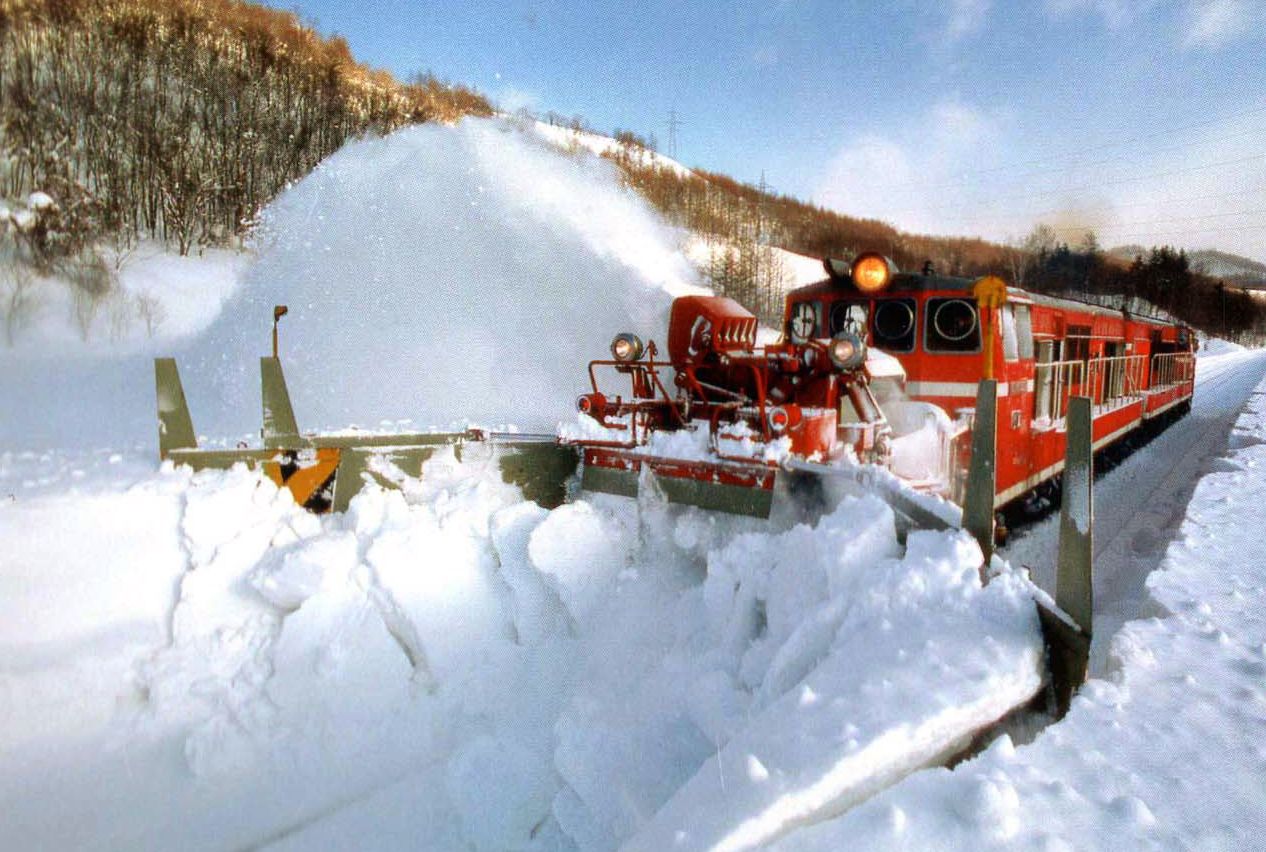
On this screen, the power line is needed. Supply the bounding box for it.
[931,186,1266,230]
[865,152,1266,219]
[830,102,1266,191]
[1040,208,1266,235]
[873,125,1265,196]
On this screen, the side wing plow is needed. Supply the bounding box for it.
[154,353,579,512]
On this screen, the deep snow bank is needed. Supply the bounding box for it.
[1,450,1042,851]
[776,367,1266,851]
[184,118,705,438]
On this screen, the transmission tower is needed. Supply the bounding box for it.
[666,109,683,159]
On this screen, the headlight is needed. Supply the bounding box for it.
[610,333,645,362]
[851,252,896,293]
[766,404,802,434]
[828,330,866,371]
[577,392,607,417]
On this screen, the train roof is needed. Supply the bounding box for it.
[790,269,1186,331]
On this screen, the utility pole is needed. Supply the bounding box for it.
[1218,281,1227,339]
[666,109,683,159]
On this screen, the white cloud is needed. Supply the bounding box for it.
[814,100,1266,262]
[1044,0,1155,28]
[753,45,780,67]
[944,0,992,41]
[1182,0,1258,48]
[814,99,1005,236]
[495,86,539,114]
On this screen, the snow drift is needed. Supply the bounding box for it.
[0,451,1043,851]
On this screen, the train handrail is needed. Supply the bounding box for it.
[1150,352,1195,389]
[1088,354,1147,411]
[1035,357,1086,425]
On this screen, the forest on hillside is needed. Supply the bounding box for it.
[1,0,1262,345]
[0,0,489,269]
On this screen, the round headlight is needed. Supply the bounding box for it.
[829,330,866,371]
[766,404,802,434]
[851,252,896,293]
[577,392,607,416]
[610,333,645,362]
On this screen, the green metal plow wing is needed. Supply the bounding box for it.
[154,356,579,512]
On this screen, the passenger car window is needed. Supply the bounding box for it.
[926,298,980,352]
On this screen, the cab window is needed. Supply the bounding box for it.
[926,298,981,353]
[829,301,867,336]
[787,300,820,342]
[871,299,916,353]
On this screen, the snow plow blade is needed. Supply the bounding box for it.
[154,356,578,512]
[580,447,776,518]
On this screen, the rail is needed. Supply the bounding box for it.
[1034,358,1086,425]
[1087,354,1147,412]
[1150,352,1195,388]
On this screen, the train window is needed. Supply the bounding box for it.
[926,298,980,352]
[788,301,820,343]
[830,301,867,336]
[872,299,916,352]
[1001,306,1019,362]
[1065,325,1091,361]
[1015,305,1034,359]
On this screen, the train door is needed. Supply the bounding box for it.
[1034,339,1059,422]
[999,305,1033,488]
[1104,340,1127,401]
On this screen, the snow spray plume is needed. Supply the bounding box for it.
[185,118,706,437]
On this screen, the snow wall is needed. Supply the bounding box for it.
[1,117,704,447]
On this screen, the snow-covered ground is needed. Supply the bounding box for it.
[3,117,1264,850]
[775,349,1266,850]
[0,447,1044,851]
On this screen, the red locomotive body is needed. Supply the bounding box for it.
[784,258,1196,512]
[568,252,1196,519]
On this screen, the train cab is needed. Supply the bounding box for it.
[786,254,1197,509]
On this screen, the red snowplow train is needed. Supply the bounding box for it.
[156,252,1196,522]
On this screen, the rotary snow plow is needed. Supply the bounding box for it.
[561,291,906,519]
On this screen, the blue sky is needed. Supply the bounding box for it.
[278,0,1266,260]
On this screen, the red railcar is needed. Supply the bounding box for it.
[785,256,1196,511]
